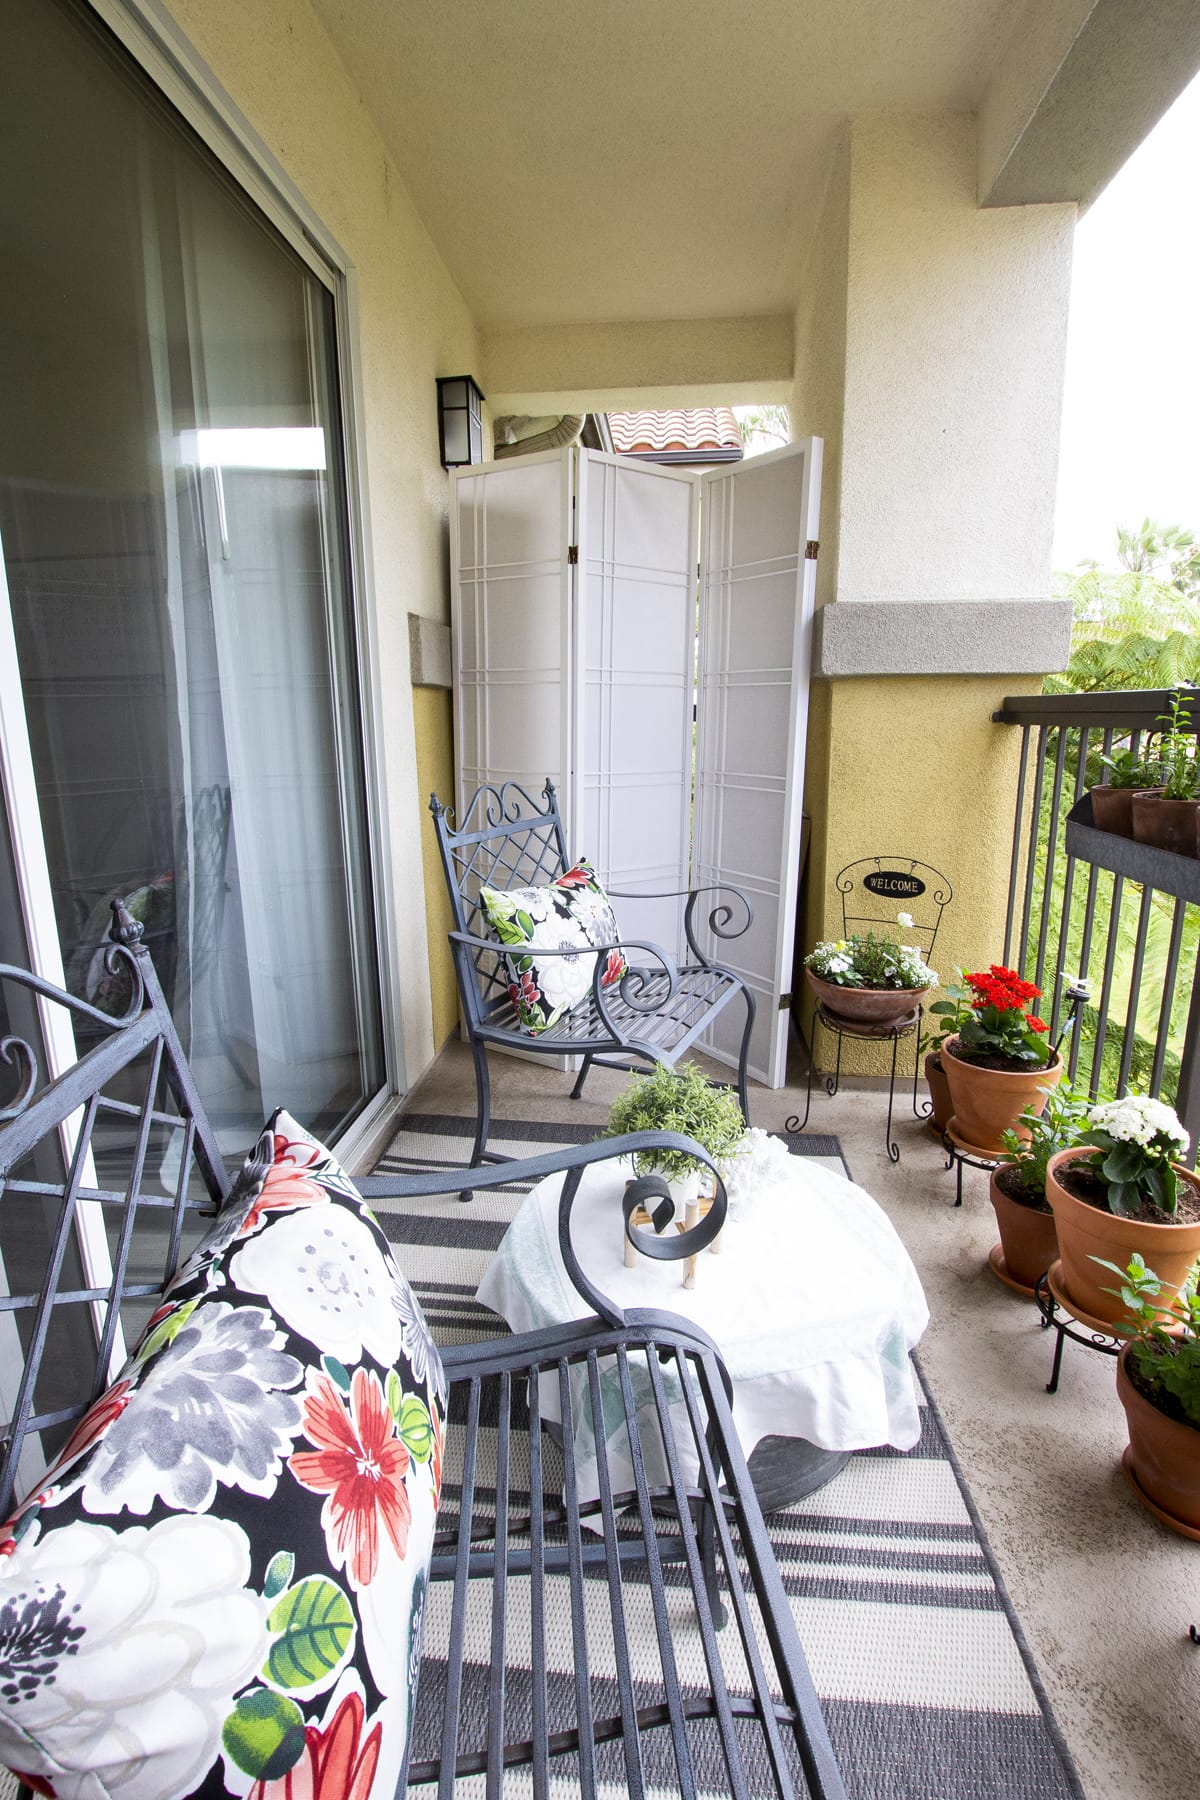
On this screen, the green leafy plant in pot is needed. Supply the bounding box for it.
[919,971,969,1135]
[1045,1094,1200,1326]
[1131,689,1200,856]
[602,1061,747,1199]
[988,1080,1089,1294]
[932,964,1062,1155]
[804,914,937,1032]
[1092,1253,1200,1536]
[1090,744,1164,838]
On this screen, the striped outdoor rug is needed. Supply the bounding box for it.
[374,1113,1084,1800]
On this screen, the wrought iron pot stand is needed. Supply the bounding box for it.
[1034,1262,1123,1394]
[788,1002,928,1163]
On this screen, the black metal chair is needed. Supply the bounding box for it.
[0,907,848,1800]
[431,779,756,1186]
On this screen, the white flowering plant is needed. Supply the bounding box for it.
[1079,1094,1191,1217]
[804,917,936,992]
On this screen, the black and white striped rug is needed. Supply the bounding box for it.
[374,1113,1084,1800]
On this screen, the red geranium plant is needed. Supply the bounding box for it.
[929,964,1052,1068]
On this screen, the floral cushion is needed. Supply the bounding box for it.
[479,858,628,1035]
[0,1111,444,1800]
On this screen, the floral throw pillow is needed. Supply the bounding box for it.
[479,858,628,1035]
[0,1110,444,1800]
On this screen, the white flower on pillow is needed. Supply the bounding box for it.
[527,915,593,1011]
[0,1513,268,1800]
[229,1207,401,1366]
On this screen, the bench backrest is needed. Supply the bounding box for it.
[0,904,230,1517]
[430,778,571,1023]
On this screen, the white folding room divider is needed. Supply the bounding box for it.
[449,439,821,1088]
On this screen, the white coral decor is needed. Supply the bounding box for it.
[1088,1095,1189,1157]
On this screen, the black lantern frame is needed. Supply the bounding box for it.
[437,374,486,467]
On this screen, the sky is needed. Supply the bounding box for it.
[1052,70,1200,574]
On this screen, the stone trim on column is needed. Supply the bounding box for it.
[813,598,1072,678]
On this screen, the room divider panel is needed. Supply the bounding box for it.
[449,439,821,1088]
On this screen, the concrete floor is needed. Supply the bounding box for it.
[401,1037,1198,1800]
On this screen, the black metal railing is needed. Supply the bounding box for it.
[994,689,1200,1160]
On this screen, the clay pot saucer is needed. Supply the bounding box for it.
[944,1117,1005,1163]
[987,1243,1039,1297]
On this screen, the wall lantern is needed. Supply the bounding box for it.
[437,375,485,467]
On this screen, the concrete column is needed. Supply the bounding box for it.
[792,112,1077,1072]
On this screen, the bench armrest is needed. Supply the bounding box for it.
[357,1129,725,1328]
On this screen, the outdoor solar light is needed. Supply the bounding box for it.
[436,375,485,467]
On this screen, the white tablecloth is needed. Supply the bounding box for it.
[476,1148,929,1503]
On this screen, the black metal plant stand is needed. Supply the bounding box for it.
[941,1132,1002,1206]
[1033,1267,1122,1394]
[787,1002,928,1163]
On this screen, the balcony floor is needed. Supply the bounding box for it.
[398,1035,1198,1800]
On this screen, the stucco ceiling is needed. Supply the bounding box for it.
[308,0,1028,329]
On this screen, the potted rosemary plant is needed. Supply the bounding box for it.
[1094,1254,1200,1537]
[1045,1094,1200,1326]
[601,1061,747,1201]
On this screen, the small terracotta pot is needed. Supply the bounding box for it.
[1116,1344,1200,1538]
[988,1168,1058,1293]
[805,969,927,1031]
[941,1039,1062,1155]
[923,1050,952,1134]
[1131,790,1197,857]
[1089,784,1137,838]
[1045,1145,1200,1327]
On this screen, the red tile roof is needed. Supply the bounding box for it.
[609,407,743,455]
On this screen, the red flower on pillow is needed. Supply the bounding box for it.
[289,1369,411,1587]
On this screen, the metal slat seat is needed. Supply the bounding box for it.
[432,780,758,1193]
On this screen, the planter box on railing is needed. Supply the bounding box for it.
[1067,793,1200,903]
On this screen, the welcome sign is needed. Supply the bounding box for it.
[862,870,926,899]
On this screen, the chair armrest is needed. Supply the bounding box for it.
[606,883,754,964]
[357,1130,725,1327]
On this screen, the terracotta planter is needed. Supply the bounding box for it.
[1131,789,1197,857]
[805,968,927,1031]
[941,1039,1063,1156]
[923,1050,952,1135]
[988,1168,1058,1294]
[1088,784,1137,838]
[1116,1345,1200,1538]
[1045,1145,1200,1327]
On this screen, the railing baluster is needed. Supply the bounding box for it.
[1151,898,1187,1101]
[1117,886,1154,1097]
[1089,876,1125,1098]
[1050,725,1090,1043]
[1004,725,1033,966]
[1034,726,1070,998]
[1017,726,1049,977]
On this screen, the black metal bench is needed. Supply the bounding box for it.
[0,906,846,1800]
[431,778,757,1182]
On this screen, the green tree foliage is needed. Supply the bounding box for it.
[1049,518,1200,693]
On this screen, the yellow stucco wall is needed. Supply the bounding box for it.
[800,673,1043,1071]
[412,687,459,1052]
[157,0,481,1087]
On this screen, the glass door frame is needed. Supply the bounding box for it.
[7,0,408,1158]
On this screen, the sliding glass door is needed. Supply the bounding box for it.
[0,0,385,1152]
